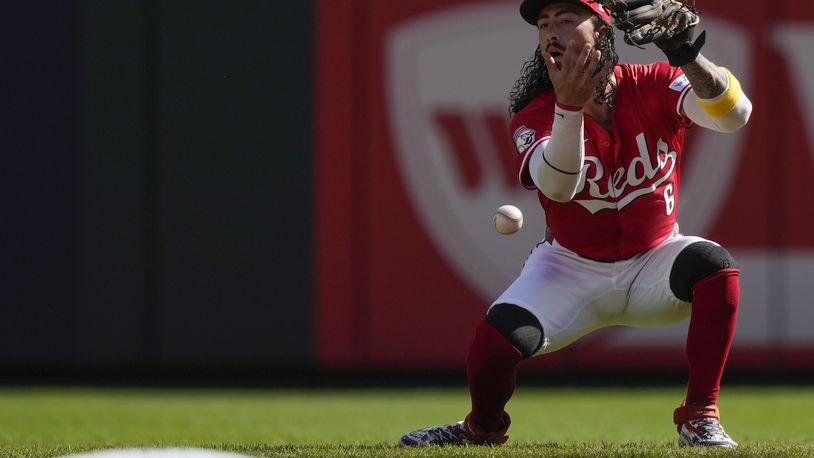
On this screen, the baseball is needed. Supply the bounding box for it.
[493,205,523,235]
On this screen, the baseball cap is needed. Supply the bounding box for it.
[520,0,611,26]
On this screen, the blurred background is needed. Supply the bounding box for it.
[3,0,813,386]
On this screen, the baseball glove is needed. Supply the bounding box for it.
[599,0,705,66]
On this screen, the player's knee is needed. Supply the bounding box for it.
[483,303,544,358]
[669,242,739,302]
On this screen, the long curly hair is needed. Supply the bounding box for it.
[508,15,619,114]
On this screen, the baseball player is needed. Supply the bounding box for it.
[401,0,752,448]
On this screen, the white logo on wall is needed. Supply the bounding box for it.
[386,3,750,303]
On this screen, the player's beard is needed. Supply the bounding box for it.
[546,43,566,71]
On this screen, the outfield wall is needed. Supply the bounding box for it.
[314,0,814,372]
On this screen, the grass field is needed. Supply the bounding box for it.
[1,385,813,457]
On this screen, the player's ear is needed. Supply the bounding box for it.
[595,23,610,40]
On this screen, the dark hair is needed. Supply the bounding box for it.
[508,15,619,114]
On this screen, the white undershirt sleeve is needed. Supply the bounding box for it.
[528,105,585,202]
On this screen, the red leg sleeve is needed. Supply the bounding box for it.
[685,268,739,406]
[467,321,523,431]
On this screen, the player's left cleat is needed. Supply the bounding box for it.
[399,413,510,446]
[674,403,738,448]
[677,417,738,447]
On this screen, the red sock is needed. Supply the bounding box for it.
[466,322,523,431]
[685,269,739,406]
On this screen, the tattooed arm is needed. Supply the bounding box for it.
[681,53,752,132]
[682,54,727,98]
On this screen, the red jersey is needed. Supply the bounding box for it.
[510,61,694,262]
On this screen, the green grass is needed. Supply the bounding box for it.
[0,386,813,457]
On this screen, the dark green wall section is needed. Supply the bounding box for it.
[3,0,312,371]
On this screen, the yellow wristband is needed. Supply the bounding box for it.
[694,67,741,118]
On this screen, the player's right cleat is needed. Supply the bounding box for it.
[399,413,510,446]
[399,420,472,446]
[673,403,738,448]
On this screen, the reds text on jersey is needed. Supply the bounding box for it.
[511,61,694,261]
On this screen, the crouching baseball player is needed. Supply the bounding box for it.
[401,0,752,448]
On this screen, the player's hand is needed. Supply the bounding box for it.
[542,40,612,108]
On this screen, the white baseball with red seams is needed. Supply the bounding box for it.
[493,205,523,235]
